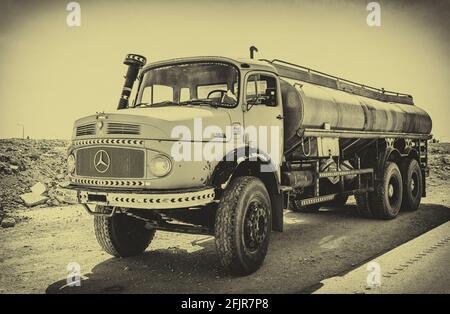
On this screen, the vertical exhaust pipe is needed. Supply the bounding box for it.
[117,53,147,109]
[249,46,258,59]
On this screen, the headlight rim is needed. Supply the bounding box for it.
[67,154,76,174]
[149,154,172,177]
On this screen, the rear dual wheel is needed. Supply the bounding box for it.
[355,161,403,219]
[400,158,423,212]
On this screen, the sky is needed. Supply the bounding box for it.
[0,0,449,141]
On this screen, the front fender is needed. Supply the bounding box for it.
[209,146,278,189]
[209,146,283,232]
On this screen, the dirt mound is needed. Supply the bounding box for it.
[428,143,450,183]
[0,139,70,214]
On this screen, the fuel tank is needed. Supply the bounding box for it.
[281,79,432,151]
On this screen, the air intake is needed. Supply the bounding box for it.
[107,123,141,135]
[76,123,96,136]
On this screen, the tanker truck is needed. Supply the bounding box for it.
[58,52,432,275]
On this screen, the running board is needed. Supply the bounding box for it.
[299,188,373,207]
[318,168,373,178]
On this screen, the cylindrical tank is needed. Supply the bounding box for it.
[281,79,432,151]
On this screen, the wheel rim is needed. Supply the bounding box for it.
[244,200,268,253]
[388,176,400,206]
[388,184,394,198]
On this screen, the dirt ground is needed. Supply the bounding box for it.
[1,195,448,294]
[0,143,449,294]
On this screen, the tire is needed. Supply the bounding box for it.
[371,162,403,219]
[94,206,156,257]
[400,158,422,212]
[355,179,374,218]
[214,176,271,275]
[355,162,403,219]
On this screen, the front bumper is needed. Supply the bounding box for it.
[56,185,216,209]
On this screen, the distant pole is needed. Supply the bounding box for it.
[17,123,24,139]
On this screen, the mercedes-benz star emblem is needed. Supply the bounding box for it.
[93,150,111,173]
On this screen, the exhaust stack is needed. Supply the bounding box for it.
[117,53,147,109]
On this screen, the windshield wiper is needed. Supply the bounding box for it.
[180,99,220,108]
[134,101,181,108]
[135,99,229,109]
[133,102,148,107]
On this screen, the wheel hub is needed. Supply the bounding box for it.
[245,201,268,251]
[388,184,394,198]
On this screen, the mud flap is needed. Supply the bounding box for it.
[272,192,284,232]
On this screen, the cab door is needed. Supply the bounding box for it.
[242,72,284,172]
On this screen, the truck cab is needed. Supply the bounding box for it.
[66,56,284,207]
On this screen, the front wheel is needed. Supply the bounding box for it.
[94,206,156,257]
[215,176,271,275]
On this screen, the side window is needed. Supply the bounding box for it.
[245,74,277,106]
[140,85,173,104]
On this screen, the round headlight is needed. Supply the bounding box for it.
[67,154,76,174]
[149,155,172,177]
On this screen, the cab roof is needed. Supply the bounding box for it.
[142,56,278,74]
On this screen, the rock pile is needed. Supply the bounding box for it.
[428,143,450,182]
[0,139,70,214]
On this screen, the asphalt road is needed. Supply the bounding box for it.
[314,221,450,294]
[1,191,449,294]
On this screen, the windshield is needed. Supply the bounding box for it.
[134,62,239,108]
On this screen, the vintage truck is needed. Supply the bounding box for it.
[59,52,432,275]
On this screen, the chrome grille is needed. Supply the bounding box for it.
[75,147,145,178]
[76,123,96,136]
[107,123,140,135]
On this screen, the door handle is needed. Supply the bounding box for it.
[276,114,284,120]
